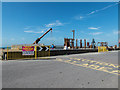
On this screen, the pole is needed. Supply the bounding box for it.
[80,39,82,48]
[76,39,78,49]
[87,42,89,48]
[7,46,8,60]
[103,46,105,52]
[93,43,94,49]
[72,30,75,40]
[98,46,100,53]
[35,46,37,59]
[72,39,74,49]
[49,46,50,57]
[84,39,86,48]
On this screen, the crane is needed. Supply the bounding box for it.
[33,28,52,44]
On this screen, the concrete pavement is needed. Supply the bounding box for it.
[2,51,119,88]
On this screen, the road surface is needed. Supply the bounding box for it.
[2,51,119,88]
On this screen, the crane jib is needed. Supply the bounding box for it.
[33,28,52,44]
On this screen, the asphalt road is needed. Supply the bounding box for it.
[2,51,119,88]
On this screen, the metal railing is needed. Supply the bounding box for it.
[98,46,108,53]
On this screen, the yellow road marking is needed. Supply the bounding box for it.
[72,58,119,68]
[56,58,120,75]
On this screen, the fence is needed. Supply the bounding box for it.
[4,46,50,60]
[98,46,108,53]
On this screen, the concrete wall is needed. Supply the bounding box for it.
[2,49,98,60]
[50,49,98,56]
[2,51,49,60]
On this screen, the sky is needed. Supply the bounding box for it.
[2,2,119,47]
[1,0,120,2]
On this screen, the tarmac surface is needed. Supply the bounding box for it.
[2,51,119,88]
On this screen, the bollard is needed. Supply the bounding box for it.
[98,46,100,53]
[103,47,105,52]
[5,54,7,60]
[35,46,37,59]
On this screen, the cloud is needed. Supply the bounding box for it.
[24,27,30,30]
[24,30,33,33]
[24,20,66,34]
[74,15,84,20]
[24,26,49,34]
[87,11,95,15]
[87,3,118,15]
[113,30,120,34]
[33,31,44,33]
[46,37,57,41]
[80,16,84,19]
[10,38,15,41]
[24,26,33,30]
[89,32,103,35]
[24,26,48,30]
[74,2,119,21]
[24,30,44,34]
[21,37,25,40]
[88,27,100,30]
[45,20,63,28]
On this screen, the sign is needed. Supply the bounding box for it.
[98,46,108,52]
[37,46,49,51]
[22,46,34,55]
